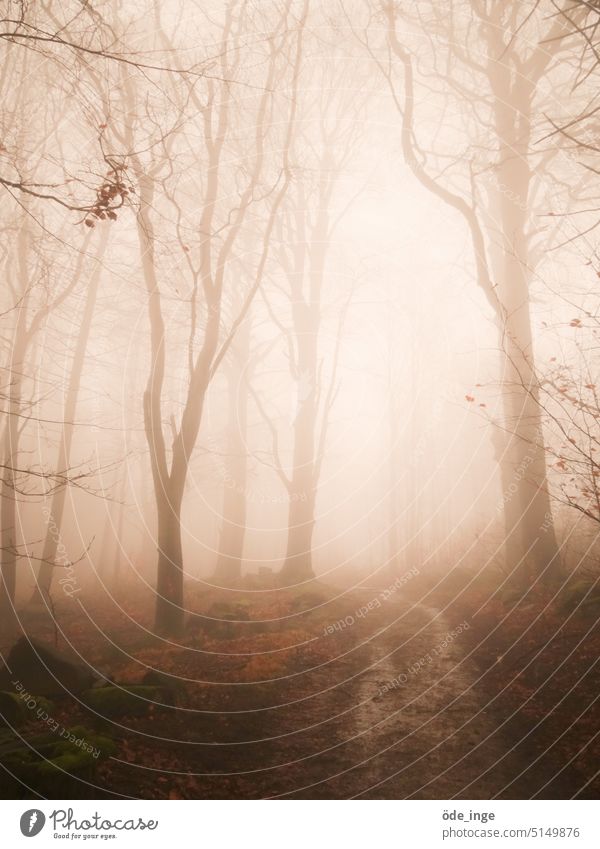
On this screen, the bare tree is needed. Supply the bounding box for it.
[0,210,100,623]
[29,227,109,605]
[110,0,307,633]
[252,61,363,583]
[357,0,572,587]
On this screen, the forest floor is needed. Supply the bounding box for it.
[0,567,599,799]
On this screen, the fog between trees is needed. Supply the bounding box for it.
[0,0,598,637]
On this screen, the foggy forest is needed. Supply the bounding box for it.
[0,0,599,801]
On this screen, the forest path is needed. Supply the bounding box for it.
[342,596,515,798]
[266,591,551,799]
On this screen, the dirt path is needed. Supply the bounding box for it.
[261,595,523,799]
[342,599,517,798]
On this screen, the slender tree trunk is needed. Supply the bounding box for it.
[30,227,108,605]
[136,184,189,636]
[278,189,333,584]
[154,482,185,634]
[0,218,30,628]
[387,382,401,575]
[135,171,214,635]
[281,325,318,583]
[282,491,316,582]
[0,346,25,626]
[403,417,421,575]
[213,319,250,583]
[108,476,127,590]
[404,326,423,575]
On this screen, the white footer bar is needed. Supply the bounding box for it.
[1,800,598,848]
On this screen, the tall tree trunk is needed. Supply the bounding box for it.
[30,227,108,605]
[154,482,185,634]
[282,490,316,583]
[213,318,250,583]
[495,294,561,586]
[280,320,318,583]
[278,185,333,584]
[404,324,423,575]
[387,381,401,576]
[0,334,26,627]
[136,173,189,636]
[109,476,127,590]
[0,218,30,629]
[488,35,561,586]
[384,3,563,589]
[135,170,213,636]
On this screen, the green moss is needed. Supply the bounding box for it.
[0,725,117,798]
[0,691,29,726]
[34,696,55,714]
[82,684,164,717]
[0,691,56,727]
[558,579,600,612]
[37,748,94,776]
[1,723,116,797]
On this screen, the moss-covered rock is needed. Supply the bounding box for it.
[82,684,165,718]
[203,602,252,638]
[141,670,184,705]
[0,691,29,727]
[557,578,600,612]
[0,690,56,730]
[0,637,97,696]
[0,724,115,797]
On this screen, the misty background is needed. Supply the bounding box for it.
[0,0,597,630]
